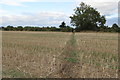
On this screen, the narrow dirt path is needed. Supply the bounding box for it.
[47,33,82,78]
[58,33,81,78]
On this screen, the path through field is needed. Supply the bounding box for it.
[47,33,82,78]
[58,33,81,78]
[3,31,118,78]
[47,33,118,78]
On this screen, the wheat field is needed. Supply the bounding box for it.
[2,31,118,78]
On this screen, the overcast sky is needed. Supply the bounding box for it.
[0,0,119,27]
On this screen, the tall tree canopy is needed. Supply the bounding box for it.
[70,2,106,31]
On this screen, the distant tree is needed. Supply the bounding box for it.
[64,26,73,32]
[50,27,60,31]
[59,21,66,28]
[34,27,41,31]
[17,26,23,31]
[99,26,109,32]
[24,26,32,31]
[59,21,73,32]
[6,25,14,31]
[0,27,4,31]
[111,23,119,32]
[70,2,106,31]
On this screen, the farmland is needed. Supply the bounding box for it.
[2,31,118,78]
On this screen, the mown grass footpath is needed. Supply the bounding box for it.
[63,34,79,63]
[58,33,81,78]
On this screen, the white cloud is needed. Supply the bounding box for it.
[0,0,40,6]
[89,2,117,14]
[0,0,119,26]
[75,0,119,3]
[0,0,76,6]
[0,0,22,6]
[106,14,118,19]
[1,12,70,27]
[75,1,118,22]
[0,9,8,25]
[0,10,7,14]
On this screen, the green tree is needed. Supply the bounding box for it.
[59,21,66,28]
[111,23,119,32]
[6,25,14,31]
[70,2,106,31]
[17,26,23,31]
[24,26,32,31]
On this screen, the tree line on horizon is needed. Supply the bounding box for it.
[1,2,120,32]
[0,23,73,32]
[1,22,119,32]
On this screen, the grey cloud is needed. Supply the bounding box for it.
[85,2,118,16]
[2,12,71,27]
[106,17,118,27]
